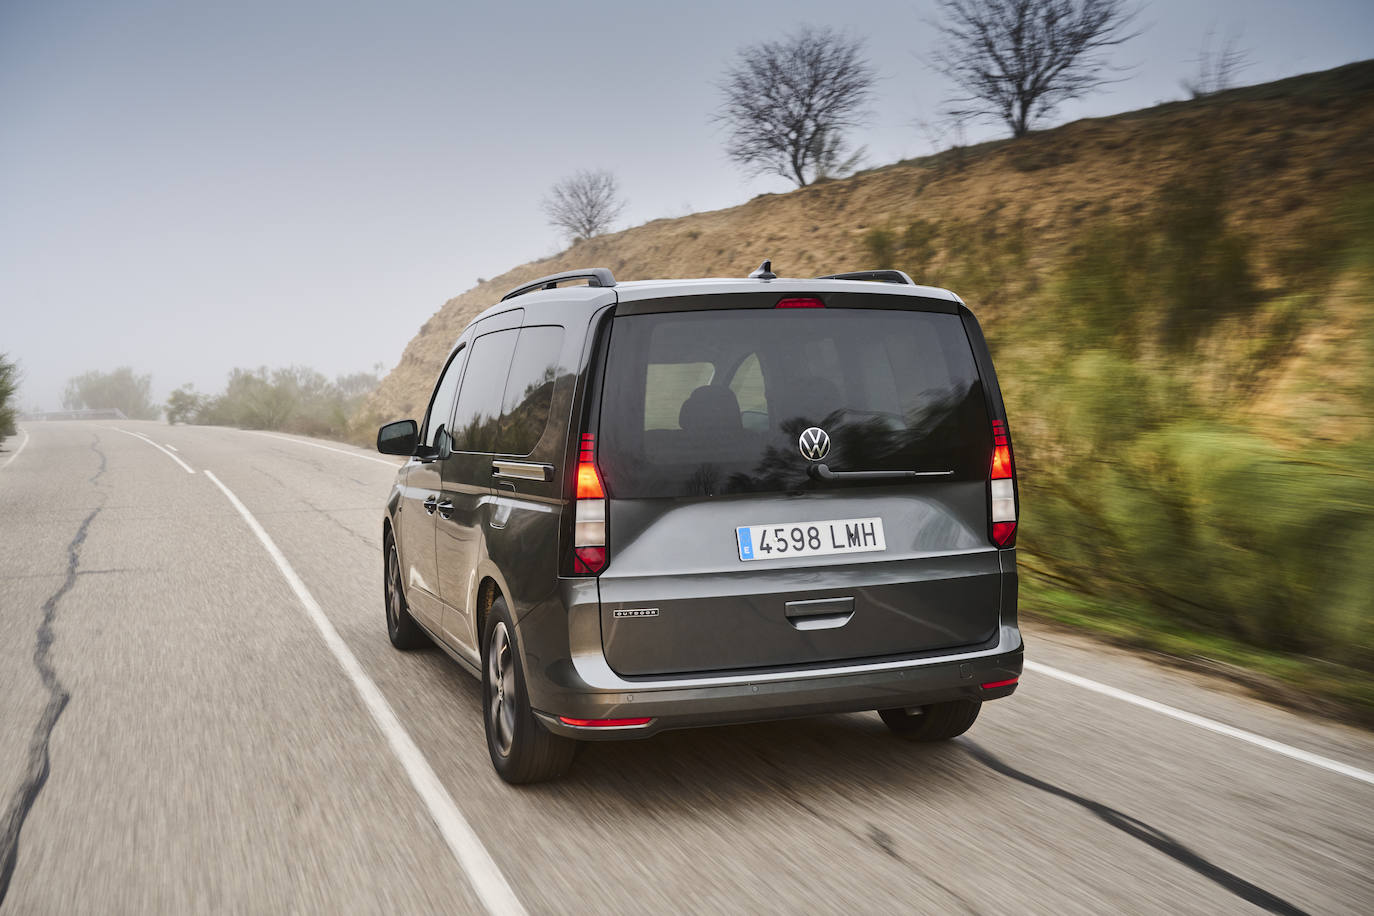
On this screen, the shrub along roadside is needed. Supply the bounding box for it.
[0,353,19,439]
[880,176,1374,719]
[167,366,380,442]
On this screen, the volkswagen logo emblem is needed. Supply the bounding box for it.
[798,427,831,461]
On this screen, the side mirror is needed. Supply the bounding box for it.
[377,419,418,456]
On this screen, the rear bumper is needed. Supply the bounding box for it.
[531,627,1023,741]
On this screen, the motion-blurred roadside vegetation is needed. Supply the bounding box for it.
[868,175,1374,716]
[167,366,381,441]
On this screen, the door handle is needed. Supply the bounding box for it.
[436,499,455,520]
[423,495,438,516]
[785,597,855,631]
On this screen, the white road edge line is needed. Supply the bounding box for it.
[252,430,401,468]
[202,469,525,916]
[1024,660,1374,786]
[103,426,196,474]
[165,443,178,451]
[1,427,30,470]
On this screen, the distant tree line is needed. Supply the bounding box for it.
[62,366,161,419]
[166,366,381,439]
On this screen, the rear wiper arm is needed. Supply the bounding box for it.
[809,464,954,481]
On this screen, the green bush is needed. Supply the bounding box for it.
[62,367,160,419]
[997,186,1374,675]
[861,227,897,267]
[0,353,18,438]
[175,366,380,440]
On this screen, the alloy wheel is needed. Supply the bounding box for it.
[486,622,517,757]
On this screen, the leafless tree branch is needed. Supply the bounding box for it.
[542,170,626,241]
[1180,26,1250,99]
[932,0,1142,138]
[715,26,875,187]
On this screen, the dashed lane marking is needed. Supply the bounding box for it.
[251,431,401,468]
[1025,660,1374,786]
[102,427,195,474]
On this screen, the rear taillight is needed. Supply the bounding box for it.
[989,419,1017,548]
[573,433,607,574]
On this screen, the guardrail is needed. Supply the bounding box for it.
[19,408,129,421]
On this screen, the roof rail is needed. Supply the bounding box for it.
[816,269,916,286]
[501,267,617,302]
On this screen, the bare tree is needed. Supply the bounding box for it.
[542,170,626,240]
[716,26,875,187]
[932,0,1141,139]
[1181,26,1249,99]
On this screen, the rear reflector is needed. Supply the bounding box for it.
[572,545,606,574]
[558,716,652,728]
[980,677,1018,690]
[775,297,824,309]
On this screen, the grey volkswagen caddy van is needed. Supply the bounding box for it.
[377,263,1023,783]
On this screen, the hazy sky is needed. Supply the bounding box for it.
[3,0,1372,409]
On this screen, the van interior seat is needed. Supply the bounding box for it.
[679,385,744,434]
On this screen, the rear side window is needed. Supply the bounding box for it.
[598,307,988,497]
[496,325,564,455]
[450,329,518,453]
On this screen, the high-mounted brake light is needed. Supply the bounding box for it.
[775,297,825,309]
[572,433,607,574]
[989,419,1017,548]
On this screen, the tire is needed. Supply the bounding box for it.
[384,533,429,650]
[483,597,577,784]
[878,699,981,741]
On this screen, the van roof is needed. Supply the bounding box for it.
[462,273,964,339]
[611,276,961,304]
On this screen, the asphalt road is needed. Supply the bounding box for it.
[1,420,1371,915]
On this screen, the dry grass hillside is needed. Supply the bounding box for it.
[363,61,1374,718]
[366,60,1374,424]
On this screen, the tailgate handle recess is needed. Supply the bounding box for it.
[785,597,854,631]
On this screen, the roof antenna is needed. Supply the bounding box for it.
[748,259,777,280]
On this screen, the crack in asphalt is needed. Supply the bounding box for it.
[960,740,1309,916]
[0,437,104,907]
[248,465,379,551]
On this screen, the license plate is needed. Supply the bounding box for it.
[736,518,886,561]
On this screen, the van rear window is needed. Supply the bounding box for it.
[597,307,990,497]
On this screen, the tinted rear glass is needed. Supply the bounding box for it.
[598,308,989,497]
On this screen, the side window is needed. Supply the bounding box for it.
[643,362,715,430]
[496,326,565,456]
[450,329,518,453]
[423,346,467,449]
[728,353,768,431]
